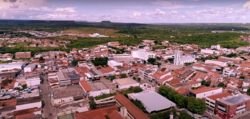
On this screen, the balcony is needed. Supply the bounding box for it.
[237,104,246,110]
[236,108,245,114]
[217,105,226,111]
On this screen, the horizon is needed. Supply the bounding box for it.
[0,0,250,23]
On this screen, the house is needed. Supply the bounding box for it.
[108,60,123,68]
[242,79,250,92]
[79,80,110,97]
[189,87,223,99]
[16,96,42,111]
[115,93,150,119]
[15,52,31,59]
[99,67,115,76]
[57,68,80,86]
[211,45,220,50]
[75,67,89,80]
[186,80,201,88]
[149,69,173,84]
[193,72,207,82]
[193,63,214,72]
[175,88,189,96]
[108,41,120,47]
[113,78,140,90]
[131,49,156,61]
[176,69,195,81]
[24,63,38,73]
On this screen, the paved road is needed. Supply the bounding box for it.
[40,73,57,119]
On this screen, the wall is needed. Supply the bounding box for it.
[196,88,222,98]
[89,89,110,97]
[119,83,140,90]
[16,102,41,111]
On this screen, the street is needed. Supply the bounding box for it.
[40,73,57,119]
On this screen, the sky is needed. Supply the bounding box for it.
[0,0,250,23]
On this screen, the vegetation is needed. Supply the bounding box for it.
[94,93,116,100]
[240,76,245,79]
[218,83,226,88]
[91,57,108,66]
[178,111,194,119]
[158,86,206,115]
[152,45,167,51]
[247,88,250,96]
[120,87,143,96]
[147,58,156,65]
[130,99,147,113]
[225,53,237,58]
[110,75,116,81]
[72,59,85,66]
[22,84,27,89]
[150,108,177,119]
[89,100,96,109]
[120,73,127,78]
[201,80,211,87]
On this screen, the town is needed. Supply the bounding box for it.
[1,35,250,119]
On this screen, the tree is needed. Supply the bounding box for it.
[179,111,194,119]
[201,80,206,85]
[187,97,206,115]
[133,76,136,80]
[110,75,116,81]
[130,99,146,112]
[89,100,96,109]
[133,87,143,93]
[167,90,177,101]
[174,94,185,108]
[22,84,27,89]
[205,81,211,87]
[240,76,245,79]
[147,58,156,64]
[247,88,250,95]
[39,57,44,61]
[154,40,159,45]
[158,85,172,97]
[137,78,141,82]
[218,83,226,88]
[120,73,127,78]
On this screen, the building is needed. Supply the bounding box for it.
[131,49,156,61]
[99,67,115,76]
[211,45,221,50]
[16,96,42,111]
[113,78,140,90]
[108,60,123,68]
[57,68,80,86]
[205,92,232,114]
[215,94,250,119]
[15,52,31,59]
[51,85,84,106]
[74,105,122,119]
[113,54,134,63]
[186,80,201,88]
[149,69,173,84]
[128,91,176,113]
[189,87,223,99]
[115,93,150,119]
[0,62,26,71]
[79,80,110,97]
[108,41,120,47]
[24,63,38,73]
[174,50,196,65]
[0,53,13,61]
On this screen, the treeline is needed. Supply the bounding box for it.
[158,86,206,115]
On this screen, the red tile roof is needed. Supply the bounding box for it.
[187,80,200,85]
[74,105,122,119]
[176,88,189,95]
[115,93,150,119]
[100,67,115,74]
[190,87,219,94]
[207,92,232,101]
[16,113,34,119]
[80,80,92,92]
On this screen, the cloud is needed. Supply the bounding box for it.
[192,0,205,2]
[152,0,194,9]
[243,1,250,8]
[9,3,19,8]
[55,7,75,12]
[3,0,17,3]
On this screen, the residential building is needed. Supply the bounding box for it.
[24,63,38,73]
[57,68,80,86]
[131,49,156,61]
[174,50,196,65]
[113,78,140,90]
[108,41,120,47]
[150,69,173,84]
[99,67,115,76]
[16,96,42,111]
[0,62,26,71]
[108,60,123,68]
[189,87,223,99]
[211,45,221,50]
[15,52,31,59]
[115,93,150,119]
[79,80,110,97]
[186,80,201,88]
[113,54,134,63]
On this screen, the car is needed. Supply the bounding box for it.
[49,113,52,116]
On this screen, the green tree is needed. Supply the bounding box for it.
[120,73,127,78]
[133,76,136,80]
[22,84,27,89]
[147,58,156,64]
[133,87,143,93]
[247,88,250,95]
[205,81,211,87]
[137,78,141,82]
[218,83,226,88]
[167,90,177,101]
[89,100,96,109]
[130,99,146,112]
[174,94,185,108]
[110,75,116,81]
[178,111,194,119]
[201,80,206,85]
[187,97,206,115]
[240,76,245,79]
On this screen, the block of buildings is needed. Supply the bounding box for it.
[108,41,120,47]
[0,62,26,72]
[131,49,156,61]
[57,68,80,86]
[16,96,42,111]
[128,91,176,113]
[24,63,38,73]
[79,80,110,97]
[113,78,140,90]
[108,60,123,68]
[189,87,223,99]
[115,93,150,119]
[15,52,31,59]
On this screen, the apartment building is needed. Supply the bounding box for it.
[15,52,31,59]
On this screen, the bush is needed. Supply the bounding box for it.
[240,76,245,79]
[120,73,127,78]
[22,84,27,89]
[130,99,146,112]
[179,111,194,119]
[120,87,143,95]
[137,78,141,82]
[94,93,116,100]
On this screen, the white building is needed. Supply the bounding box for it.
[16,96,42,111]
[174,50,196,65]
[205,60,227,67]
[113,78,140,90]
[108,60,123,68]
[128,91,176,113]
[0,62,25,71]
[24,63,38,72]
[211,45,221,50]
[189,87,223,99]
[131,49,156,61]
[80,80,110,97]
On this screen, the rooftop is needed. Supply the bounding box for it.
[218,94,250,105]
[114,78,138,86]
[207,92,232,101]
[190,87,220,94]
[86,81,109,91]
[16,96,42,105]
[52,85,84,99]
[115,93,150,119]
[128,91,176,113]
